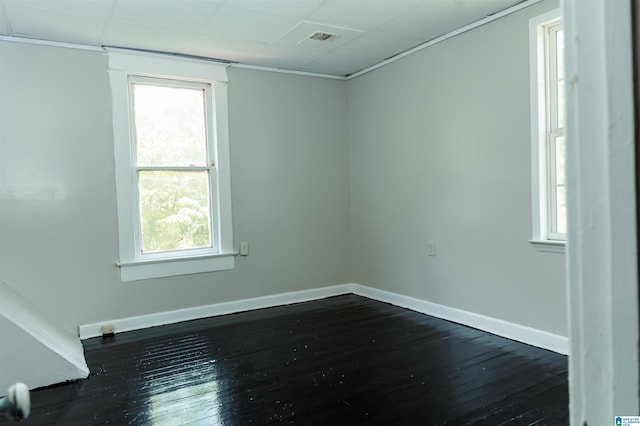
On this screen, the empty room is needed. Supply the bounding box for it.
[0,0,637,424]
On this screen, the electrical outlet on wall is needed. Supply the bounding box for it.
[427,241,437,256]
[240,242,249,256]
[101,325,115,336]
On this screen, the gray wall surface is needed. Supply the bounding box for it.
[0,43,351,333]
[347,0,566,336]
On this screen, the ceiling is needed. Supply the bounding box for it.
[0,0,526,77]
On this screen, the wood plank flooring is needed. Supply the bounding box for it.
[1,295,568,425]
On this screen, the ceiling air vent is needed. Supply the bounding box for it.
[309,32,335,41]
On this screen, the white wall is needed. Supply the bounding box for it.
[0,42,351,334]
[347,0,567,336]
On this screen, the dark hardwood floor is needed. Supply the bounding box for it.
[3,295,568,425]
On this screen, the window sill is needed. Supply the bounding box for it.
[117,252,237,282]
[529,239,566,253]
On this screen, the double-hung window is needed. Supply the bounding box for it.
[530,10,565,252]
[108,49,234,281]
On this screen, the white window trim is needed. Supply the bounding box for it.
[108,48,235,281]
[529,9,565,253]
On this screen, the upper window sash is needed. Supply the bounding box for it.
[545,22,564,135]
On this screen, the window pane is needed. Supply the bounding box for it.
[556,29,565,129]
[138,171,211,253]
[557,78,565,129]
[133,84,207,167]
[556,30,564,76]
[555,136,565,185]
[556,185,567,235]
[553,135,566,236]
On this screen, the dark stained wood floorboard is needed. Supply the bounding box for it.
[2,294,568,425]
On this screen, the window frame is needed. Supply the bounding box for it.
[529,10,566,253]
[129,77,218,258]
[108,48,235,281]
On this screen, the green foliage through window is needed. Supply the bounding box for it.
[138,171,211,253]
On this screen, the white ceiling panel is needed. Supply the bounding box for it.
[102,22,191,53]
[4,4,106,44]
[187,37,267,63]
[4,0,112,19]
[0,0,533,76]
[109,0,219,30]
[307,0,421,31]
[221,0,325,19]
[201,5,299,43]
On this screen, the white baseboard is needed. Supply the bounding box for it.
[78,284,353,339]
[79,282,568,355]
[350,284,569,355]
